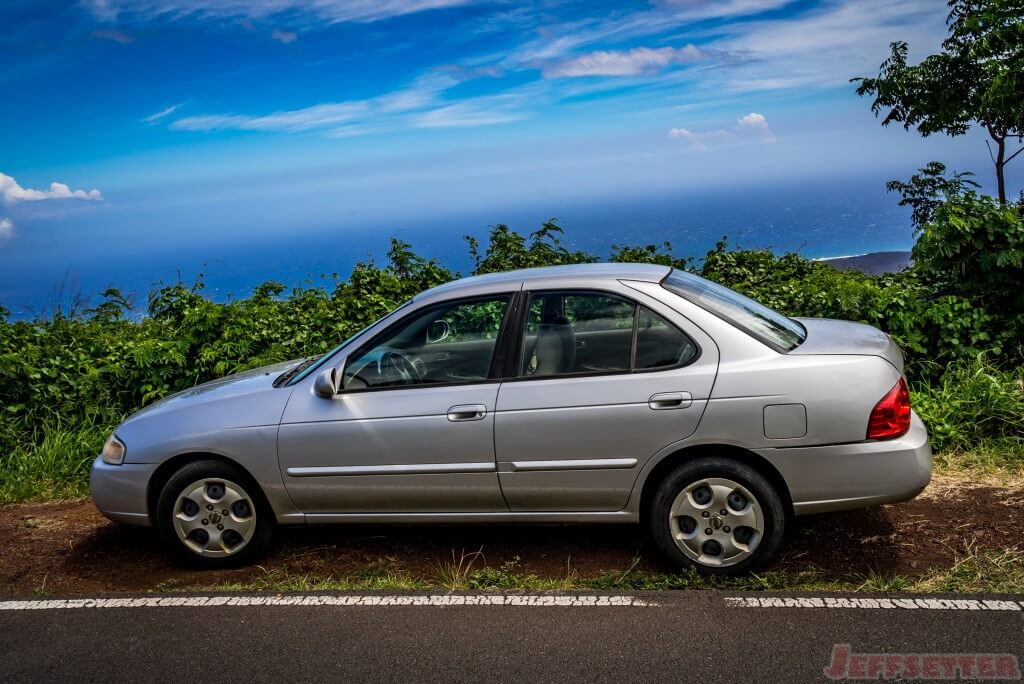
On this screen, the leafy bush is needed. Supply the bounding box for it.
[0,220,1022,502]
[911,356,1024,455]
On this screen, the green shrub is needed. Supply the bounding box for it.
[0,416,113,503]
[1,220,1022,503]
[911,356,1024,455]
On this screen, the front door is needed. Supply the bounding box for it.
[278,294,513,513]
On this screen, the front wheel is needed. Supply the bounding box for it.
[156,460,274,568]
[647,457,786,575]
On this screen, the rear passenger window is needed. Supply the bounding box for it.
[517,293,697,378]
[521,292,634,376]
[635,307,697,370]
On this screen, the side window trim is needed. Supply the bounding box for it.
[488,289,525,380]
[339,292,515,394]
[501,288,702,382]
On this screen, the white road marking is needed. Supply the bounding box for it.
[0,594,657,611]
[726,596,1024,611]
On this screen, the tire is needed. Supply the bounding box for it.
[156,460,274,568]
[647,457,786,576]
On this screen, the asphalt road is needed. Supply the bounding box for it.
[1,591,1022,683]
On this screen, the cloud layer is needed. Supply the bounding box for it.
[669,112,777,150]
[82,0,478,25]
[1,173,104,203]
[168,72,526,135]
[0,174,104,243]
[543,45,710,78]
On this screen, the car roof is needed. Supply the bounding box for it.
[416,262,672,300]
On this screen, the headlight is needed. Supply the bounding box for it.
[101,435,126,465]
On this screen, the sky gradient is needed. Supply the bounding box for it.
[0,0,1011,312]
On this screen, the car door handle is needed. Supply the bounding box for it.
[648,392,692,410]
[447,404,487,422]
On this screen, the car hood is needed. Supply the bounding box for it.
[125,358,304,422]
[790,318,904,373]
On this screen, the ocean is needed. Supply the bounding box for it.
[0,176,914,318]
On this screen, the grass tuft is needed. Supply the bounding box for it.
[0,416,112,504]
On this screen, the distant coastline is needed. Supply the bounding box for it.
[820,251,912,275]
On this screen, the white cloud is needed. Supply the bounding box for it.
[736,112,776,143]
[508,0,792,66]
[709,0,947,92]
[271,28,297,44]
[668,126,732,151]
[167,71,525,134]
[92,28,134,43]
[669,112,776,149]
[0,173,104,203]
[410,98,526,128]
[172,102,369,132]
[0,218,13,240]
[82,0,478,24]
[657,0,798,21]
[543,45,710,78]
[141,103,182,123]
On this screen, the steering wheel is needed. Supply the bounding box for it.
[379,350,423,385]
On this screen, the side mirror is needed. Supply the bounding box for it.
[313,368,339,398]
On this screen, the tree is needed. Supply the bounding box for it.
[853,0,1024,203]
[885,161,979,229]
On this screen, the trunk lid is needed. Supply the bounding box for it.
[790,317,904,373]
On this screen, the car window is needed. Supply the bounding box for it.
[662,269,806,352]
[520,292,635,377]
[635,306,697,370]
[342,295,509,390]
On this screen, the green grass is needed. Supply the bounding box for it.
[0,417,112,504]
[914,546,1024,594]
[170,547,1024,595]
[912,357,1024,460]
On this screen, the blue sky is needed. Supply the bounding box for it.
[0,0,1007,311]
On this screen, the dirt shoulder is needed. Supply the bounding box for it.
[2,473,1022,596]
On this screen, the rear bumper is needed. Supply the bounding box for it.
[756,411,932,516]
[89,457,155,527]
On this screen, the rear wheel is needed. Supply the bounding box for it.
[647,457,785,575]
[156,460,274,568]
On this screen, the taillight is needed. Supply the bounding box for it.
[866,377,911,440]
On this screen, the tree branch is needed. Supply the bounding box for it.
[1005,146,1024,165]
[986,139,997,164]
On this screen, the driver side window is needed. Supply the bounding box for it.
[342,295,510,390]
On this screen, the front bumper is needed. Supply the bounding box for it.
[89,457,156,526]
[757,411,932,516]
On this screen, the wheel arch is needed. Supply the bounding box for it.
[637,444,794,519]
[146,451,262,522]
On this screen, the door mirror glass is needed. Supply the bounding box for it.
[313,368,338,398]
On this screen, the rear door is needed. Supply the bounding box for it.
[494,288,719,511]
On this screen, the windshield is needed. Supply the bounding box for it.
[662,270,806,352]
[284,299,414,386]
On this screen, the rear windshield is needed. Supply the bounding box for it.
[661,270,806,352]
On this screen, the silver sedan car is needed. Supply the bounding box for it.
[91,263,931,574]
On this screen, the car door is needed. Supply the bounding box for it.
[494,288,719,512]
[278,294,515,514]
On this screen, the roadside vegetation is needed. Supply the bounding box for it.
[0,0,1022,566]
[0,212,1020,504]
